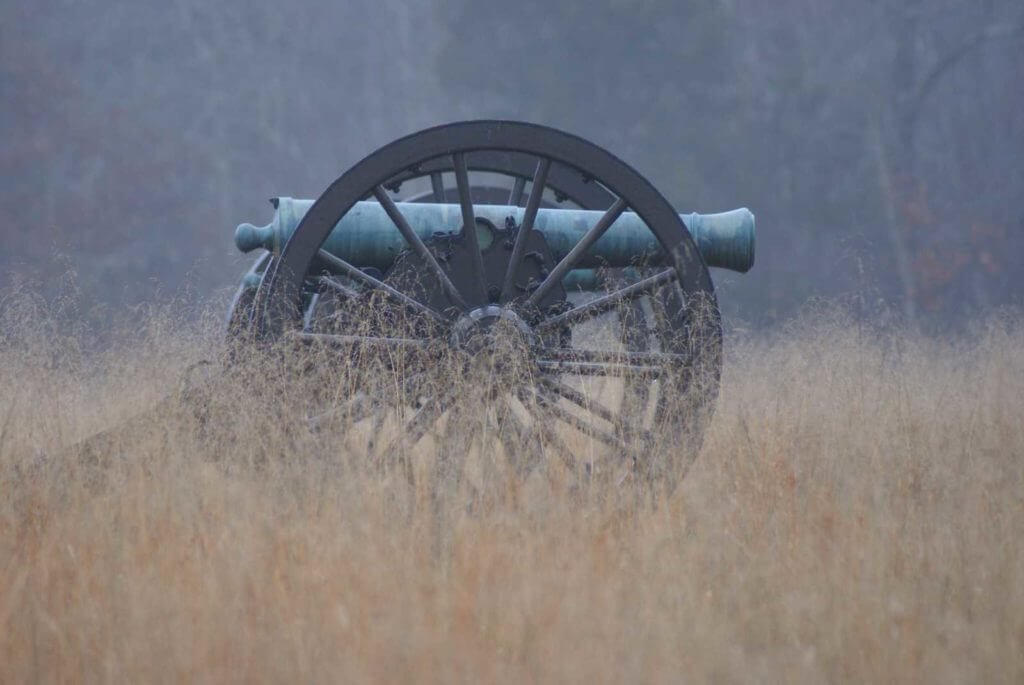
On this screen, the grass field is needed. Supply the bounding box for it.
[1,297,1021,682]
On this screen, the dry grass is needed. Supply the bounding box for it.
[1,295,1022,683]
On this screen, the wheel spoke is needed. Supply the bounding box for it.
[316,248,447,324]
[536,359,668,378]
[539,348,688,367]
[524,196,628,309]
[532,387,629,452]
[535,268,677,332]
[318,275,360,299]
[379,390,452,456]
[539,377,655,446]
[515,391,578,469]
[430,172,445,202]
[500,158,552,303]
[537,377,617,426]
[302,292,320,332]
[289,331,428,350]
[493,398,541,477]
[410,392,453,442]
[373,185,469,310]
[508,176,526,206]
[452,153,487,301]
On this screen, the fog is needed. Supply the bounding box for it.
[3,0,1022,328]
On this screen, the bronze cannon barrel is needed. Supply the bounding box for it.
[236,197,754,273]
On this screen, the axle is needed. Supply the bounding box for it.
[235,198,754,274]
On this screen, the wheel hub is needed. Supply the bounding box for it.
[449,306,537,385]
[450,305,536,353]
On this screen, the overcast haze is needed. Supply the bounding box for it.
[3,0,1022,328]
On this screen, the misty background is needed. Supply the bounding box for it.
[2,0,1022,329]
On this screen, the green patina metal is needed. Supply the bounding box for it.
[235,198,754,276]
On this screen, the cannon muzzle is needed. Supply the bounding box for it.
[236,198,754,273]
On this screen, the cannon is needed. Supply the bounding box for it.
[227,120,755,484]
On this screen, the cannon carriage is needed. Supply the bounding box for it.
[226,120,754,484]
